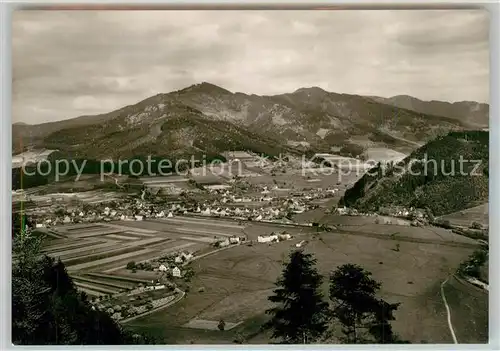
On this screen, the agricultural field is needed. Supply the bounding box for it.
[125,221,484,344]
[438,203,489,229]
[362,147,407,163]
[28,189,125,205]
[37,208,486,344]
[42,216,248,297]
[245,171,362,193]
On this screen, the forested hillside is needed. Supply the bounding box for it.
[340,131,489,216]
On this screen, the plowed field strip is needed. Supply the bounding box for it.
[176,227,238,237]
[72,275,133,290]
[86,273,151,284]
[67,248,155,271]
[47,241,120,258]
[74,282,120,294]
[41,239,96,252]
[159,217,242,229]
[105,234,139,241]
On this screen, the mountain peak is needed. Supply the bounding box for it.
[293,86,327,94]
[178,82,232,95]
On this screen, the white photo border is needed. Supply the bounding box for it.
[1,1,498,350]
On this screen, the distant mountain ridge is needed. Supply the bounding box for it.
[368,95,489,129]
[12,83,484,158]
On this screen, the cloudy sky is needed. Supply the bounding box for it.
[13,9,489,124]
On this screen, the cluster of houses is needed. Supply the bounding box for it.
[257,231,292,243]
[24,177,342,228]
[91,284,178,321]
[129,251,196,278]
[158,265,182,278]
[334,206,427,220]
[209,186,338,204]
[29,199,185,227]
[213,235,244,248]
[30,194,322,228]
[378,206,426,220]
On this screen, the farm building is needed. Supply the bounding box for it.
[229,236,240,244]
[181,252,194,261]
[223,151,255,162]
[257,234,279,243]
[159,264,168,272]
[278,233,292,241]
[217,238,231,247]
[296,240,308,248]
[135,215,144,221]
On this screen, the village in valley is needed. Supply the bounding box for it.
[10,9,490,345]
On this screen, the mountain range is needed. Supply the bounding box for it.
[368,95,489,129]
[12,82,489,159]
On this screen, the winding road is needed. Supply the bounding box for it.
[440,277,458,344]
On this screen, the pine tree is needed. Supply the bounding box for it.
[366,299,404,344]
[265,250,329,344]
[329,264,380,343]
[329,264,402,344]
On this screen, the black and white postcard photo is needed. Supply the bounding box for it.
[11,9,489,345]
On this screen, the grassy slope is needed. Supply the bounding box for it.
[442,276,488,343]
[340,131,489,216]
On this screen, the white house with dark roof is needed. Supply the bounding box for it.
[172,267,181,277]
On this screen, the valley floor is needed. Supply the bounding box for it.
[124,218,486,344]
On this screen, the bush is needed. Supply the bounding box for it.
[126,261,136,270]
[218,319,226,331]
[470,221,483,230]
[434,219,452,229]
